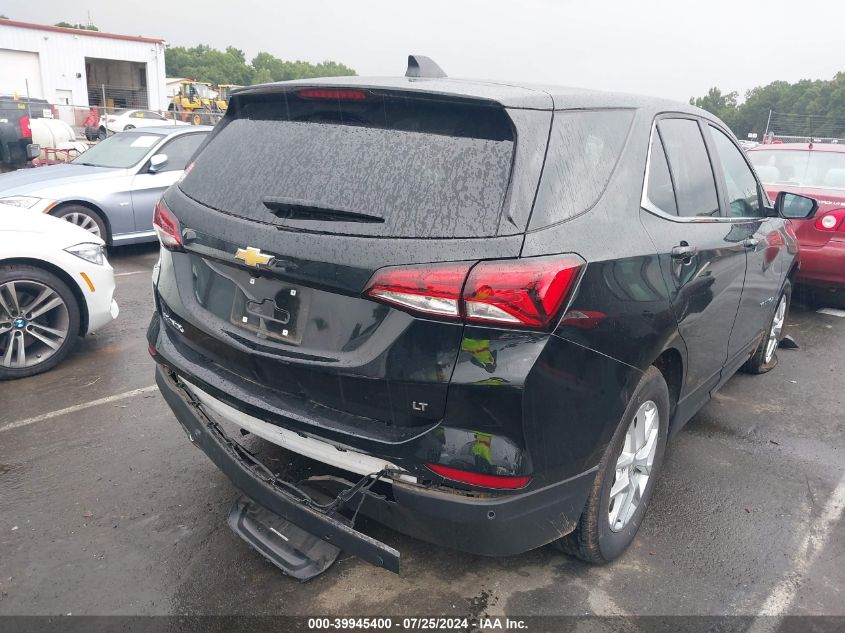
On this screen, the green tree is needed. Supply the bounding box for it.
[54,21,99,31]
[165,44,356,87]
[691,72,845,139]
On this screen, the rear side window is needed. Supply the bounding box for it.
[529,110,634,229]
[179,92,515,238]
[707,125,763,217]
[657,118,720,217]
[645,131,677,214]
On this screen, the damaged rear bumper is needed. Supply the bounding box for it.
[155,359,595,568]
[155,365,401,573]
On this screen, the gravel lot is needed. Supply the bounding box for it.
[0,243,842,622]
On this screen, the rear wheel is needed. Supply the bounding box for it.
[124,124,135,131]
[557,366,669,563]
[51,204,108,241]
[742,281,790,374]
[98,126,107,141]
[0,265,80,380]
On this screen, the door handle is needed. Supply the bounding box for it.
[743,238,760,249]
[671,244,697,260]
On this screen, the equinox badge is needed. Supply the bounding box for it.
[235,247,274,268]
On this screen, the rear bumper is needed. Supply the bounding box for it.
[797,239,845,288]
[154,361,595,561]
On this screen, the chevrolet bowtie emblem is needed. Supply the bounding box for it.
[235,247,274,268]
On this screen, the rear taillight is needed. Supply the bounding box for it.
[364,254,584,330]
[296,88,368,101]
[19,116,31,139]
[153,198,183,250]
[365,262,471,318]
[814,209,845,232]
[107,117,116,123]
[426,463,531,490]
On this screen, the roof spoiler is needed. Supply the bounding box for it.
[405,55,447,79]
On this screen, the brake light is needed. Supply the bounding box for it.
[426,463,531,490]
[296,88,367,101]
[365,262,471,318]
[814,209,845,232]
[107,117,116,123]
[19,115,31,139]
[152,198,183,250]
[464,255,584,327]
[365,255,584,329]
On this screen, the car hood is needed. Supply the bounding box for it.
[0,205,105,245]
[0,164,125,197]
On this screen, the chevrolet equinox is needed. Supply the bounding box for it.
[147,58,816,577]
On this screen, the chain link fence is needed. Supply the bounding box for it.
[765,111,845,144]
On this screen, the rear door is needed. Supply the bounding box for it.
[639,116,746,403]
[130,132,205,231]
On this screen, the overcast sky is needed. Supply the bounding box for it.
[4,0,842,102]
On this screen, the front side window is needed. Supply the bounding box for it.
[156,134,206,172]
[657,118,720,218]
[708,126,763,217]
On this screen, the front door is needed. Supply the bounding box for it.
[640,116,747,403]
[704,124,787,366]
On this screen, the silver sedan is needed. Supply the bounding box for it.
[0,126,210,245]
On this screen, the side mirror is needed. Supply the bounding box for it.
[148,154,168,173]
[776,191,817,219]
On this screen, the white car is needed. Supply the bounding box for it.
[0,206,119,379]
[98,109,187,139]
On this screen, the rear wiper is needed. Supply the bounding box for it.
[263,197,384,224]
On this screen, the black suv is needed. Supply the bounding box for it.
[148,63,816,575]
[0,96,51,169]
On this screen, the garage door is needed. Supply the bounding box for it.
[0,49,43,98]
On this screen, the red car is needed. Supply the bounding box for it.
[748,143,845,291]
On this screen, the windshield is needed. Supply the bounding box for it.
[749,149,845,190]
[72,133,161,168]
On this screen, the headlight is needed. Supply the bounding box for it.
[0,196,42,209]
[65,242,106,266]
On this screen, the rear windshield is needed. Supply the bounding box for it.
[749,149,845,190]
[178,91,516,238]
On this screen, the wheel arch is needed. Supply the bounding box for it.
[50,200,113,246]
[0,257,89,335]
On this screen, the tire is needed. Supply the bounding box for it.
[124,124,135,131]
[557,366,670,563]
[51,204,108,242]
[98,126,107,141]
[0,264,81,380]
[742,281,791,375]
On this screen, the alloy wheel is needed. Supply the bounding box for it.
[764,295,787,364]
[608,400,659,532]
[0,280,70,369]
[62,212,102,237]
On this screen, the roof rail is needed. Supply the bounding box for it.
[405,55,447,79]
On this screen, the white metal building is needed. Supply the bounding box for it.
[0,19,167,110]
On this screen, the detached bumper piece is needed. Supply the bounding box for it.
[227,496,342,581]
[155,365,400,578]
